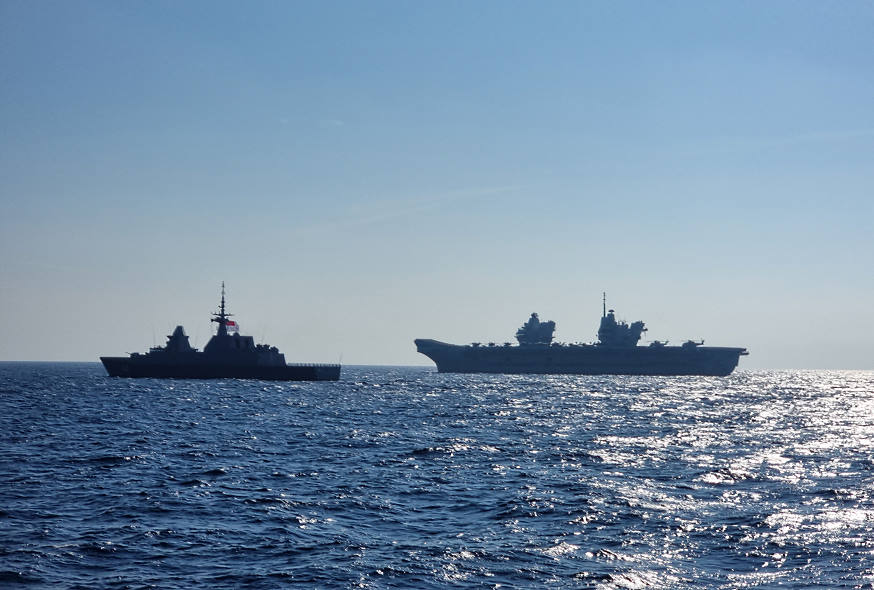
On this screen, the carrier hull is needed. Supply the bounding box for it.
[414,339,746,377]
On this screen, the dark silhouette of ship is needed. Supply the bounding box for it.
[415,295,748,376]
[101,284,340,380]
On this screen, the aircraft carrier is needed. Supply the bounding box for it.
[415,296,747,376]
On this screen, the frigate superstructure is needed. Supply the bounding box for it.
[415,295,747,376]
[101,284,340,380]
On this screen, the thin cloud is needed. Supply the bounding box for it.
[346,185,521,227]
[318,118,345,128]
[294,185,522,234]
[780,127,874,145]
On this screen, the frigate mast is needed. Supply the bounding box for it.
[211,282,234,336]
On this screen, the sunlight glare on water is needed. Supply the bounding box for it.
[1,364,873,588]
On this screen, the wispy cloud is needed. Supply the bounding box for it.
[665,127,874,160]
[295,185,522,234]
[776,127,874,145]
[318,118,345,128]
[725,127,874,151]
[278,117,345,128]
[345,185,521,227]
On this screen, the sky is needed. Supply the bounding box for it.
[1,1,872,368]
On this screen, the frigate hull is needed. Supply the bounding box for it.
[101,356,340,381]
[414,339,746,377]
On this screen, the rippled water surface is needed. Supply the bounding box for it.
[2,363,874,588]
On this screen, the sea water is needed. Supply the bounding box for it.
[1,363,873,588]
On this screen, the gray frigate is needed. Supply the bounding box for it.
[101,284,340,380]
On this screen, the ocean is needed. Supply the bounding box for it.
[1,363,873,589]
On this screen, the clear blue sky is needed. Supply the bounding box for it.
[1,1,872,368]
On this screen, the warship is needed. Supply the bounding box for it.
[100,284,340,380]
[415,295,748,376]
